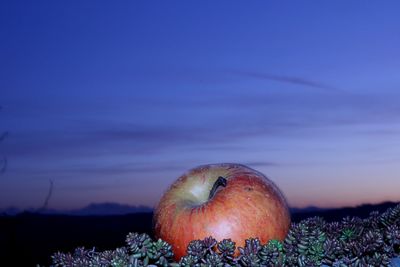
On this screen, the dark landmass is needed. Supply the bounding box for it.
[289,205,327,214]
[0,201,399,266]
[0,212,154,266]
[290,201,400,222]
[0,202,153,216]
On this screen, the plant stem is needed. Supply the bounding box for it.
[208,176,227,200]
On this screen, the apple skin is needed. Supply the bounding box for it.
[152,163,291,261]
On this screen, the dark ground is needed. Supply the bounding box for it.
[0,201,398,266]
[0,213,153,266]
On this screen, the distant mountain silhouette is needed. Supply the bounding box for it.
[65,203,153,216]
[1,200,399,218]
[0,206,22,216]
[289,205,327,214]
[290,201,400,222]
[0,202,153,216]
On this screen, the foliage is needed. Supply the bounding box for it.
[48,203,400,267]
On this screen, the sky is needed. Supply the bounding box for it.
[1,1,400,211]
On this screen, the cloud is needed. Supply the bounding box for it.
[12,163,188,177]
[3,76,400,188]
[243,161,279,168]
[4,89,400,164]
[130,68,340,92]
[230,70,341,92]
[357,129,400,136]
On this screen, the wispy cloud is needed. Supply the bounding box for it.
[4,89,400,163]
[9,163,188,177]
[243,161,279,168]
[230,70,341,92]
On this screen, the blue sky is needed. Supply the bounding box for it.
[1,1,400,210]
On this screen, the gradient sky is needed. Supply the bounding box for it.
[1,1,400,210]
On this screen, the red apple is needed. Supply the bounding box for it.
[152,163,291,261]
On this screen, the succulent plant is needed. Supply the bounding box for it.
[200,252,224,267]
[380,205,400,228]
[202,236,217,252]
[217,238,237,265]
[258,239,286,266]
[179,254,200,267]
[186,239,206,260]
[47,203,400,267]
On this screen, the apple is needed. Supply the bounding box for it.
[152,163,291,261]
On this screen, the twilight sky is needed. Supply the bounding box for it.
[1,1,400,210]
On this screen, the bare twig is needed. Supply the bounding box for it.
[39,179,54,212]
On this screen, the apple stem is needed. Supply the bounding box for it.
[208,176,227,200]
